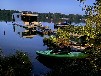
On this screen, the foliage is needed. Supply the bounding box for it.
[74,0,101,46]
[38,13,86,23]
[76,0,101,72]
[0,50,32,76]
[44,58,99,76]
[0,9,19,21]
[43,1,101,73]
[45,28,70,46]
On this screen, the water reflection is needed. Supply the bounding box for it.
[36,56,99,76]
[0,22,49,75]
[1,22,93,76]
[13,25,37,38]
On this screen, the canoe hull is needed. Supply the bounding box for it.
[36,50,88,59]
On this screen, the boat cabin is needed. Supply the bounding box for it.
[12,11,39,26]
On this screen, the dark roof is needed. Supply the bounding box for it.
[22,11,32,14]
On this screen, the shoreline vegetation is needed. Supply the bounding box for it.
[42,0,101,75]
[42,27,101,76]
[0,48,32,76]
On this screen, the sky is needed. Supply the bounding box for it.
[0,0,95,15]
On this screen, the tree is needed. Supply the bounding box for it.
[76,0,101,46]
[77,0,101,72]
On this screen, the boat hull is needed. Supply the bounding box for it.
[36,50,88,59]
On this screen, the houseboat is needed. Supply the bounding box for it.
[54,20,70,29]
[12,11,42,28]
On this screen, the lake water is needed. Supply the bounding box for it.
[0,22,87,76]
[0,22,54,75]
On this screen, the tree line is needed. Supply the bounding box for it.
[0,9,19,21]
[0,9,86,23]
[38,12,86,23]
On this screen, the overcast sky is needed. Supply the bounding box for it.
[0,0,95,15]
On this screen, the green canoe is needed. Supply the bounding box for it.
[36,50,89,59]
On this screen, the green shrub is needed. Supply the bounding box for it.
[0,50,32,76]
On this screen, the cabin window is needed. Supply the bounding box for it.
[13,15,15,21]
[17,15,19,18]
[21,15,37,22]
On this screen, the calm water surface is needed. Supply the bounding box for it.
[0,22,86,75]
[0,22,55,75]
